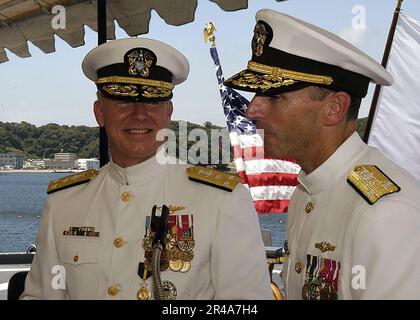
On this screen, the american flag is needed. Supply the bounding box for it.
[210,46,300,213]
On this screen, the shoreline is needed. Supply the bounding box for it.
[0,170,83,174]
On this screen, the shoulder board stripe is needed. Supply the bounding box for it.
[47,169,99,194]
[347,165,400,205]
[186,166,241,192]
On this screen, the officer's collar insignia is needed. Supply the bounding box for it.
[125,48,156,78]
[315,242,336,253]
[347,165,400,205]
[47,169,99,194]
[252,21,272,57]
[186,166,241,192]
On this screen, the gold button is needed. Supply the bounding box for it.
[107,286,119,296]
[121,192,130,202]
[295,262,302,274]
[305,202,314,214]
[73,255,79,262]
[114,238,125,248]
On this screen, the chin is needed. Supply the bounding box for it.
[264,145,286,159]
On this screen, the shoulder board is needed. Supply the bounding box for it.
[347,165,400,205]
[186,166,241,192]
[47,169,99,194]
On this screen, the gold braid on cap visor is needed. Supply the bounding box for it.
[96,76,174,98]
[229,60,334,90]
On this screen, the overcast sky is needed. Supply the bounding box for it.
[1,0,419,127]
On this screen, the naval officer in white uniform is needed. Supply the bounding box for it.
[224,9,420,299]
[21,38,272,300]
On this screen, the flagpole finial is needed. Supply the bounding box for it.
[204,22,216,47]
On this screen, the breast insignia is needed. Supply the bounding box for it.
[347,165,400,205]
[47,169,99,194]
[186,166,241,192]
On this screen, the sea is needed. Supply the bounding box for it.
[0,173,286,253]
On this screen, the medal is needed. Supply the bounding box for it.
[162,280,177,300]
[302,280,310,300]
[169,259,183,272]
[178,239,195,252]
[180,261,191,273]
[169,246,182,260]
[137,283,152,300]
[137,263,152,300]
[181,250,194,262]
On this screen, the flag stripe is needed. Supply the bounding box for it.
[249,185,297,201]
[238,171,299,188]
[237,158,300,175]
[253,200,291,214]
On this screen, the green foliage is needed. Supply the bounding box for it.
[0,121,99,159]
[0,120,225,163]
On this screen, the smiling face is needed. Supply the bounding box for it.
[94,95,173,168]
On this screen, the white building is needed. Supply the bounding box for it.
[77,158,100,170]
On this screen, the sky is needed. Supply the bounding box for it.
[1,0,419,127]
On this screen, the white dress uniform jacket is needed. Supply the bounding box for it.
[21,151,272,299]
[284,132,420,299]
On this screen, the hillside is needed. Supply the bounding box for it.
[0,118,368,159]
[0,120,223,160]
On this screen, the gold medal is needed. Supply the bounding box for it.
[181,250,194,262]
[179,260,191,273]
[162,280,177,300]
[178,239,195,252]
[137,283,152,300]
[169,246,182,260]
[169,259,183,272]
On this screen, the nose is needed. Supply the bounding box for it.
[245,96,264,120]
[128,102,148,120]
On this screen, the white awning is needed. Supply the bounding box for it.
[0,0,250,63]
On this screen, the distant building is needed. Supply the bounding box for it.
[44,152,77,170]
[77,158,100,170]
[23,159,46,170]
[0,153,24,169]
[53,153,77,162]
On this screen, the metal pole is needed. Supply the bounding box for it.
[97,0,109,166]
[363,0,404,143]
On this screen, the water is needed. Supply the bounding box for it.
[0,173,286,252]
[0,173,68,252]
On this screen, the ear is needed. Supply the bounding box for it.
[93,100,105,127]
[324,91,351,126]
[166,101,174,120]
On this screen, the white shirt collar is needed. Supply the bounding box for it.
[108,146,170,185]
[297,132,368,195]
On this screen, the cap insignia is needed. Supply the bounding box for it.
[252,22,269,57]
[142,86,172,98]
[127,48,155,78]
[102,84,138,97]
[347,165,400,205]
